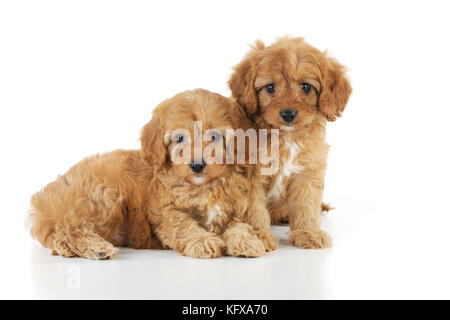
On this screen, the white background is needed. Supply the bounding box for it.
[1,0,449,299]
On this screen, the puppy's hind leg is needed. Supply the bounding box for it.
[54,222,119,260]
[270,203,332,225]
[52,237,77,258]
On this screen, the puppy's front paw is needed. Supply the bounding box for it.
[256,230,278,252]
[289,229,332,249]
[225,235,266,258]
[183,233,225,259]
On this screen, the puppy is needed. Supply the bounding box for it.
[28,89,277,259]
[228,37,352,249]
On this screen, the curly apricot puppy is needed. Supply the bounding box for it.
[229,37,352,249]
[28,89,277,259]
[141,89,277,258]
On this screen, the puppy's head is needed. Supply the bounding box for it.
[228,37,352,131]
[141,89,247,185]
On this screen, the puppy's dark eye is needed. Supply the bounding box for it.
[175,134,184,143]
[300,82,312,93]
[266,83,275,94]
[211,132,222,141]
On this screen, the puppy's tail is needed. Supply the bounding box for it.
[321,202,334,213]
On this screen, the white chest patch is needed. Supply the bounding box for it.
[192,176,206,185]
[267,137,303,200]
[205,205,223,231]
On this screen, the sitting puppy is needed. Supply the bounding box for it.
[228,37,352,249]
[28,89,277,259]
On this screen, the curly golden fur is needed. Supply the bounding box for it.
[28,89,277,259]
[229,37,352,249]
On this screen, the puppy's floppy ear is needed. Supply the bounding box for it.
[226,99,258,167]
[228,99,254,131]
[228,40,264,117]
[140,112,168,166]
[318,54,352,121]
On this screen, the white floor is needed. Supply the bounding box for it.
[3,203,450,299]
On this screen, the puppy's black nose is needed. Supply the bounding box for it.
[190,160,206,173]
[280,109,297,123]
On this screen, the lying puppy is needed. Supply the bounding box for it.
[229,37,352,249]
[28,89,277,259]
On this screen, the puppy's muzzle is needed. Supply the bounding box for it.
[280,109,297,123]
[190,160,206,173]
